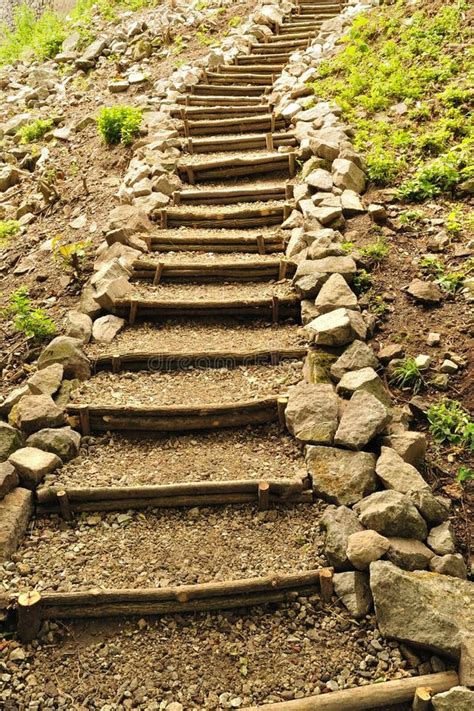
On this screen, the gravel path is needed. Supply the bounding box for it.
[71,361,303,406]
[131,280,296,301]
[87,320,307,356]
[4,504,324,592]
[1,604,423,709]
[42,426,304,488]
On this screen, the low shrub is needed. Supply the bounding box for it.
[97,106,142,146]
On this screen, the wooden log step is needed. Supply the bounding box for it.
[150,232,284,253]
[183,132,296,155]
[175,95,265,107]
[2,570,331,628]
[219,64,284,74]
[67,397,283,432]
[131,258,296,282]
[173,183,291,204]
[204,72,274,85]
[177,104,271,119]
[92,345,305,372]
[178,153,295,182]
[36,476,311,511]
[236,53,290,65]
[191,84,268,96]
[252,40,308,51]
[266,30,317,42]
[159,205,287,229]
[183,115,287,137]
[109,295,300,322]
[242,672,459,711]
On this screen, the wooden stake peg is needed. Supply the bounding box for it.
[288,151,296,178]
[111,354,121,374]
[17,591,42,643]
[78,405,90,436]
[153,262,164,286]
[256,234,266,255]
[129,298,138,326]
[412,687,432,711]
[278,260,288,280]
[265,132,274,151]
[271,295,279,325]
[258,481,270,511]
[320,567,334,604]
[277,396,288,428]
[160,209,168,229]
[57,490,72,522]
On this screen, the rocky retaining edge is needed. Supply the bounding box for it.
[0,0,472,703]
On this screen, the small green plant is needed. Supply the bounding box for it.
[368,294,389,318]
[399,210,425,226]
[228,16,241,28]
[427,399,474,450]
[0,219,20,247]
[352,269,373,294]
[196,26,213,47]
[360,238,390,263]
[16,118,53,144]
[172,34,185,54]
[390,357,425,394]
[420,256,444,276]
[97,106,142,146]
[341,241,355,253]
[6,288,56,341]
[0,3,65,64]
[52,237,91,282]
[398,157,459,201]
[456,465,473,485]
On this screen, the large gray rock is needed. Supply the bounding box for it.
[335,391,390,450]
[334,571,373,618]
[320,505,363,570]
[370,561,474,658]
[314,273,358,314]
[354,491,428,540]
[407,489,450,526]
[332,158,366,194]
[306,445,377,506]
[26,427,81,462]
[428,521,456,555]
[65,311,93,344]
[375,446,429,494]
[0,488,33,562]
[8,447,61,489]
[347,530,390,570]
[336,367,391,407]
[0,462,19,499]
[386,537,434,571]
[432,687,474,711]
[0,422,22,461]
[380,431,427,467]
[37,336,91,380]
[306,308,367,346]
[293,271,326,299]
[330,340,379,381]
[11,394,65,434]
[407,278,442,305]
[27,363,63,397]
[285,382,338,444]
[308,256,357,282]
[306,168,333,191]
[429,554,467,579]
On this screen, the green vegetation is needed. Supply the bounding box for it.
[360,237,390,263]
[427,399,474,451]
[0,220,20,248]
[398,209,425,226]
[97,106,142,146]
[390,357,425,394]
[52,237,91,282]
[310,0,473,199]
[352,268,372,294]
[6,288,56,341]
[16,118,53,144]
[229,16,242,28]
[420,256,473,294]
[0,0,160,65]
[456,465,473,484]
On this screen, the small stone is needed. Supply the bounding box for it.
[8,447,61,489]
[429,554,467,579]
[320,505,364,570]
[92,315,126,344]
[386,537,434,571]
[368,204,387,222]
[11,394,66,434]
[285,382,338,444]
[346,530,390,570]
[332,158,366,194]
[432,686,474,710]
[307,445,377,506]
[439,359,458,373]
[335,391,390,450]
[414,354,431,370]
[427,332,441,347]
[378,344,404,364]
[306,168,333,191]
[333,571,372,618]
[375,447,429,494]
[0,462,19,499]
[314,273,358,314]
[381,432,427,468]
[26,427,81,462]
[407,279,442,305]
[427,521,456,555]
[406,490,450,526]
[10,647,27,661]
[354,491,428,540]
[336,367,391,407]
[330,340,379,381]
[306,308,367,347]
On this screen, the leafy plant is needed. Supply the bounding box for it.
[6,288,56,341]
[52,237,91,282]
[16,118,53,144]
[0,219,20,247]
[352,269,373,294]
[427,399,474,450]
[398,157,460,201]
[0,3,65,64]
[197,26,213,47]
[399,209,425,226]
[360,238,390,263]
[368,294,389,318]
[97,106,142,146]
[456,465,473,485]
[390,357,425,394]
[229,16,242,28]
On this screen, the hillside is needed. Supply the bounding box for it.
[0,0,473,709]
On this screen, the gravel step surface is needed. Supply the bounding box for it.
[71,361,303,407]
[4,504,324,592]
[130,280,296,301]
[43,426,304,488]
[1,603,420,709]
[87,320,307,357]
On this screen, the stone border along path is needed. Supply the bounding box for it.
[0,0,472,707]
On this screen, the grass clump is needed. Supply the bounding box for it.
[427,399,474,451]
[390,356,425,394]
[0,3,65,64]
[0,220,20,247]
[6,287,56,341]
[360,237,390,263]
[97,106,142,146]
[310,0,472,198]
[16,118,53,144]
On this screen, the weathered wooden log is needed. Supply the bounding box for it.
[183,133,296,156]
[204,72,274,85]
[236,53,290,64]
[192,84,268,96]
[17,591,42,643]
[92,345,305,372]
[174,184,288,203]
[178,152,289,174]
[267,30,316,41]
[319,567,334,603]
[258,481,270,511]
[57,490,72,521]
[182,115,286,136]
[175,95,264,107]
[180,160,291,182]
[242,672,459,710]
[220,64,284,74]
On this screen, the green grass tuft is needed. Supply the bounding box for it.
[97,106,142,146]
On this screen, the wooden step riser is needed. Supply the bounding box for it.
[176,105,270,118]
[162,216,284,229]
[192,85,268,96]
[203,73,274,85]
[174,184,292,204]
[252,42,308,52]
[179,164,290,183]
[219,65,284,74]
[182,120,287,136]
[183,134,296,154]
[236,54,290,64]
